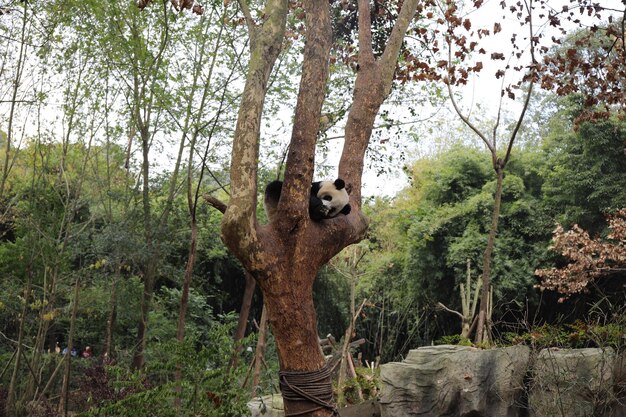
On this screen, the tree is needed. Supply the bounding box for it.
[438,0,539,344]
[535,208,626,301]
[218,1,419,415]
[396,146,548,338]
[402,0,625,344]
[541,97,626,232]
[59,0,245,369]
[539,2,626,110]
[173,4,238,402]
[0,1,30,198]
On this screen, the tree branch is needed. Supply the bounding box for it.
[504,0,537,165]
[357,0,375,65]
[445,40,494,154]
[237,0,256,40]
[339,0,419,202]
[222,0,287,267]
[379,0,419,91]
[204,195,227,213]
[436,302,465,321]
[280,0,332,230]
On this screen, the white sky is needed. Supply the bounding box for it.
[360,0,625,197]
[2,1,623,199]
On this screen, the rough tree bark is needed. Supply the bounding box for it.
[220,1,418,416]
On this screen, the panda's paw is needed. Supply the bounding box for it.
[319,205,331,216]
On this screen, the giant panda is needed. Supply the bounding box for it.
[264,179,352,222]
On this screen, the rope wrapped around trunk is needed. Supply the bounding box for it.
[279,361,338,416]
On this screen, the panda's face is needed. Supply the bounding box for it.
[317,180,349,217]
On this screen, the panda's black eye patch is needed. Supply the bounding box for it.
[322,195,332,201]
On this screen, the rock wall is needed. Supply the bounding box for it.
[380,345,625,417]
[529,348,622,417]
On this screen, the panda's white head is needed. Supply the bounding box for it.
[316,179,350,218]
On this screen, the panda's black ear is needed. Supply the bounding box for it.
[334,179,346,190]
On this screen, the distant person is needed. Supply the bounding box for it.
[54,341,61,354]
[82,346,93,358]
[103,352,115,365]
[62,346,77,357]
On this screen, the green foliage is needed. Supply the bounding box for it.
[80,315,250,417]
[502,319,625,350]
[541,97,626,232]
[435,334,473,346]
[335,367,381,406]
[2,1,626,414]
[336,99,626,362]
[314,266,350,338]
[403,145,550,316]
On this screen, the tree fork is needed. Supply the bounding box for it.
[221,0,419,415]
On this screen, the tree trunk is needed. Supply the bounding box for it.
[25,271,57,402]
[474,166,504,344]
[104,270,119,359]
[232,272,256,369]
[59,276,81,417]
[132,261,156,370]
[251,304,268,398]
[176,216,197,343]
[129,4,172,368]
[132,109,162,370]
[0,0,28,198]
[259,265,331,416]
[174,212,198,406]
[221,1,419,416]
[6,278,31,417]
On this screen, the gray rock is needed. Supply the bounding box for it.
[248,394,284,417]
[529,347,621,417]
[249,346,626,417]
[379,345,530,417]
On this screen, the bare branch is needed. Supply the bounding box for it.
[436,302,465,321]
[280,0,332,229]
[237,0,256,39]
[204,195,227,214]
[444,33,494,154]
[222,0,287,267]
[504,80,534,164]
[503,0,537,165]
[379,0,420,88]
[445,81,494,154]
[357,0,375,65]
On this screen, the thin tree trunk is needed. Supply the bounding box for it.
[59,276,81,417]
[104,269,119,359]
[176,223,198,343]
[0,0,28,198]
[132,121,157,371]
[132,263,155,370]
[251,304,268,398]
[474,166,504,344]
[174,212,198,406]
[37,355,66,404]
[337,279,361,406]
[6,277,31,417]
[232,272,256,369]
[25,269,53,402]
